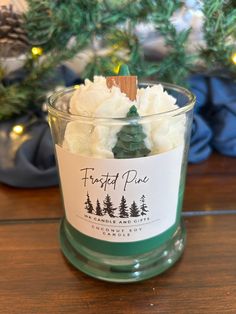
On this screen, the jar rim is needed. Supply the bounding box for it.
[47,81,196,122]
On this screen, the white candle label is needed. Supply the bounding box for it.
[56,145,183,243]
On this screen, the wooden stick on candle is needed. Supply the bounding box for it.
[106,64,137,101]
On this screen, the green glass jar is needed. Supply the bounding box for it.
[48,82,195,282]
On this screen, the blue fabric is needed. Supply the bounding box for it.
[188,113,213,163]
[209,78,236,156]
[0,65,81,188]
[0,115,58,188]
[188,75,212,163]
[188,75,236,163]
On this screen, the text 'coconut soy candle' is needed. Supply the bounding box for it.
[48,65,195,282]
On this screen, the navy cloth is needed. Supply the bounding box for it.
[0,72,235,188]
[189,113,213,163]
[188,75,236,163]
[0,65,82,188]
[0,115,58,188]
[209,78,236,156]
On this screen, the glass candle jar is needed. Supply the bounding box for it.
[48,82,195,283]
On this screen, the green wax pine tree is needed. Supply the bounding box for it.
[130,201,139,217]
[118,64,130,75]
[119,196,129,218]
[112,105,150,159]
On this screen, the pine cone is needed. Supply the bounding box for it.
[0,5,29,58]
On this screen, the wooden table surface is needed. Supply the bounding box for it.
[0,152,236,314]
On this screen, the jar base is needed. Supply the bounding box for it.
[59,218,186,283]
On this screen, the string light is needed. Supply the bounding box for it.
[231,53,236,65]
[12,124,24,135]
[113,62,123,74]
[31,47,43,57]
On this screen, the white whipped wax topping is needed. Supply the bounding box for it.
[137,85,177,115]
[64,76,185,157]
[70,76,132,118]
[65,76,132,157]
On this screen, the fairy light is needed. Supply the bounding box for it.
[231,53,236,65]
[113,62,123,74]
[12,124,24,135]
[31,47,43,57]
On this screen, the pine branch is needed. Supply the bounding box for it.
[24,0,53,48]
[200,0,236,77]
[149,0,194,85]
[0,83,33,120]
[1,0,236,121]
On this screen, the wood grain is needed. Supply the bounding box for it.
[0,184,63,220]
[0,216,235,314]
[106,76,137,101]
[188,152,236,176]
[184,175,236,211]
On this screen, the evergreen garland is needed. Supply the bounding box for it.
[200,0,236,77]
[148,0,194,84]
[25,0,53,47]
[0,0,235,120]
